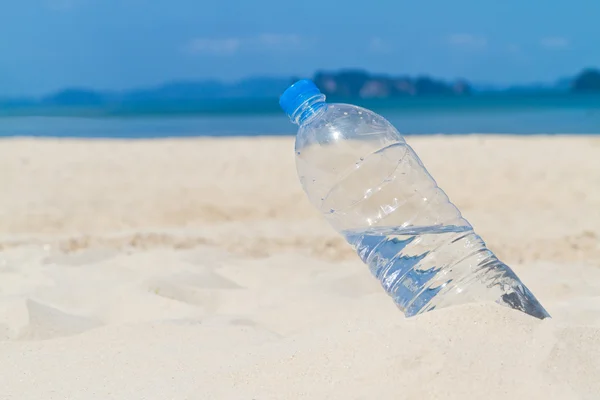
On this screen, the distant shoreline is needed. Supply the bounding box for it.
[1,92,600,119]
[1,103,599,138]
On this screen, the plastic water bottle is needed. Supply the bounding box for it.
[279,79,550,319]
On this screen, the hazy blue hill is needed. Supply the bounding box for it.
[555,77,574,90]
[32,77,293,110]
[122,77,291,102]
[124,81,225,102]
[42,88,108,106]
[1,68,599,117]
[0,97,37,108]
[225,77,292,98]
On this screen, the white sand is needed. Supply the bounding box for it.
[0,135,599,399]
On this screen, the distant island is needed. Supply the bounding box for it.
[311,68,600,98]
[0,68,599,116]
[572,69,600,92]
[312,71,471,98]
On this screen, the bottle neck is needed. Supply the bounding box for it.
[291,94,327,126]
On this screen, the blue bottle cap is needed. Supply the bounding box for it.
[279,79,323,119]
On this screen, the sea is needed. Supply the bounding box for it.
[1,94,599,138]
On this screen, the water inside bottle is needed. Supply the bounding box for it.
[344,225,550,318]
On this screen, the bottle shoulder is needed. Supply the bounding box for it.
[295,103,404,150]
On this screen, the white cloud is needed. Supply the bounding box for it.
[447,33,488,49]
[185,34,306,56]
[369,37,392,54]
[540,37,569,49]
[256,34,303,47]
[185,38,242,56]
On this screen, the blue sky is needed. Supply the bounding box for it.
[1,0,599,96]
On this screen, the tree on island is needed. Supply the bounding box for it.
[572,69,600,92]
